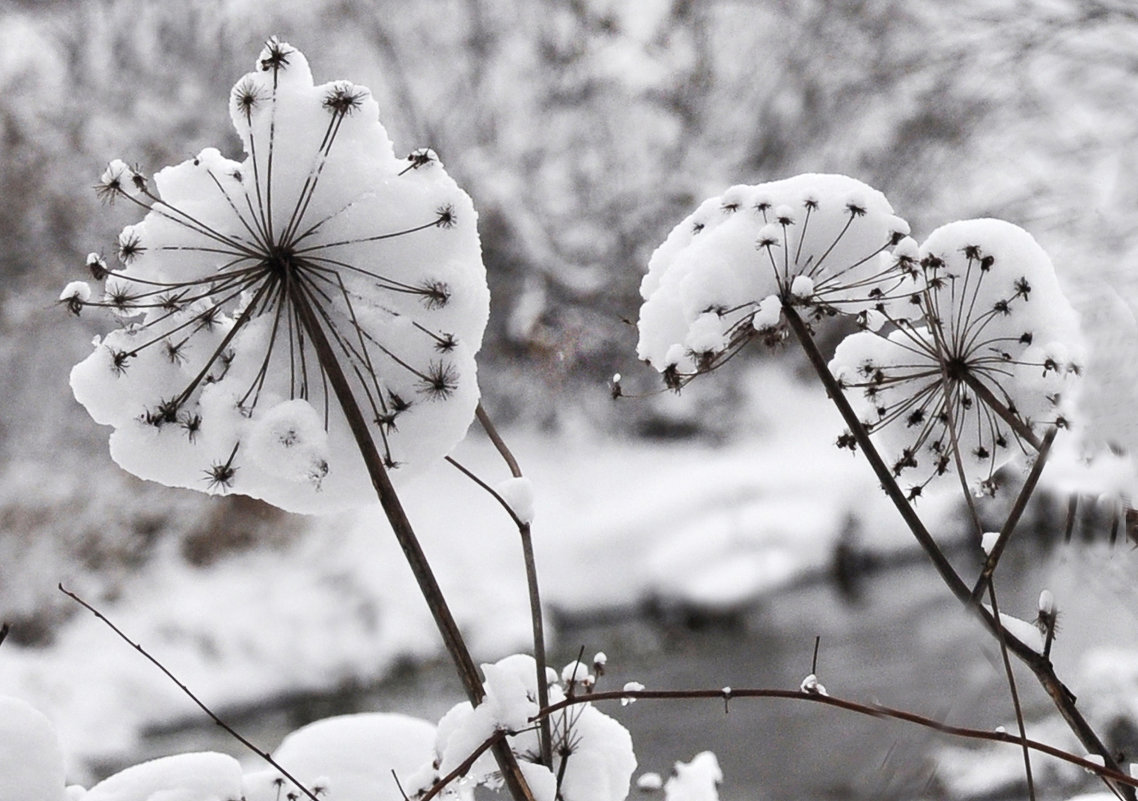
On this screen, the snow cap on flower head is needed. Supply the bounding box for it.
[637,173,914,389]
[69,39,489,513]
[830,218,1084,497]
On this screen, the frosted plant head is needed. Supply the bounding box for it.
[637,173,914,389]
[67,39,489,513]
[831,219,1084,497]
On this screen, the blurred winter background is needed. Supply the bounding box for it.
[3,0,1138,798]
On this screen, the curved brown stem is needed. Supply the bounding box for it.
[535,686,1138,789]
[473,403,554,769]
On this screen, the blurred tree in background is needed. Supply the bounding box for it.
[2,0,1136,637]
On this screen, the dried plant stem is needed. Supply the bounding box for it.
[970,427,1058,604]
[419,729,511,801]
[536,687,1138,788]
[58,585,322,801]
[987,580,1037,801]
[474,403,554,769]
[782,305,970,598]
[930,324,1036,801]
[783,304,1135,801]
[290,287,536,801]
[960,371,1044,451]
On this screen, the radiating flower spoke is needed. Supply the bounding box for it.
[637,174,916,389]
[831,219,1084,496]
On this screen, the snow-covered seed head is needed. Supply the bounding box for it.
[68,41,489,513]
[59,281,91,316]
[830,219,1084,495]
[636,174,917,390]
[561,659,595,692]
[799,673,829,696]
[1035,588,1059,648]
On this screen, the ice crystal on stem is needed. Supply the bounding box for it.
[637,174,914,389]
[68,39,489,513]
[831,219,1083,496]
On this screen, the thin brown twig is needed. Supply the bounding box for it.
[535,687,1138,788]
[58,584,322,801]
[446,456,524,529]
[476,404,523,477]
[472,403,553,770]
[970,427,1058,603]
[987,581,1038,801]
[420,729,511,801]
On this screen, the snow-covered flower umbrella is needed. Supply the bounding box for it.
[637,173,915,389]
[67,39,488,513]
[830,218,1084,496]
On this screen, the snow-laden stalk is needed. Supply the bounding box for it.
[289,283,537,801]
[783,303,1136,801]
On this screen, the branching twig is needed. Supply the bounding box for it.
[58,584,322,801]
[784,303,1135,800]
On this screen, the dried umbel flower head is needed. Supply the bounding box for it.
[68,39,489,513]
[637,174,914,389]
[831,219,1084,497]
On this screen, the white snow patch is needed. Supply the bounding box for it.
[664,751,722,801]
[0,696,67,801]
